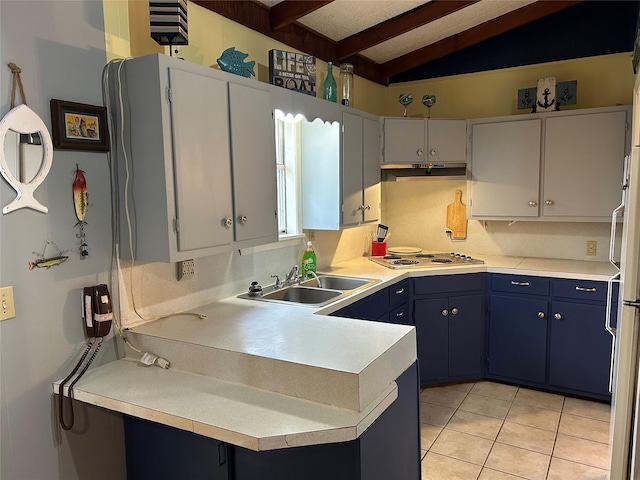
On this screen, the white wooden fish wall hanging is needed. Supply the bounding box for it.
[0,62,54,214]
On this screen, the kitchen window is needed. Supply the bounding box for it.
[274,110,302,237]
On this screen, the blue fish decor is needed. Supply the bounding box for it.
[217,47,255,78]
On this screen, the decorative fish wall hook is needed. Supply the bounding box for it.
[73,165,89,258]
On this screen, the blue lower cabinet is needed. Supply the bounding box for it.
[124,362,420,480]
[124,415,230,480]
[548,300,612,396]
[331,280,412,326]
[415,293,484,384]
[487,294,548,384]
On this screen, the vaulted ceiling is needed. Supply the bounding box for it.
[191,0,639,85]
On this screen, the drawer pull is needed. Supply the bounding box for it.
[395,288,405,295]
[511,281,530,286]
[575,286,597,293]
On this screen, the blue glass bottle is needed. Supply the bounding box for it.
[322,62,337,102]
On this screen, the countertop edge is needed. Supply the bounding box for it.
[53,359,400,451]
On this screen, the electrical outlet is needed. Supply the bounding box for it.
[177,259,195,280]
[586,240,597,256]
[1,286,16,321]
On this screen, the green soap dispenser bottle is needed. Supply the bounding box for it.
[301,241,317,278]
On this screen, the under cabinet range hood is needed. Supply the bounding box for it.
[381,163,467,181]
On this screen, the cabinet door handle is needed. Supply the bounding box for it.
[417,149,424,157]
[529,201,537,207]
[395,288,405,295]
[554,313,563,320]
[545,200,555,206]
[511,281,530,286]
[222,218,233,229]
[538,311,545,319]
[364,205,371,211]
[441,309,448,317]
[451,307,458,315]
[396,310,405,317]
[237,215,247,225]
[430,149,437,156]
[575,286,597,292]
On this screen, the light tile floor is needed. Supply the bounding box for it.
[420,381,611,480]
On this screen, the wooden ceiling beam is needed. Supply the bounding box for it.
[269,0,335,31]
[336,0,480,60]
[192,0,384,84]
[380,0,583,83]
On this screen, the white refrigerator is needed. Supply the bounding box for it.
[609,146,640,479]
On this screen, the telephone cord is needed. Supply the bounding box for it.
[58,339,102,431]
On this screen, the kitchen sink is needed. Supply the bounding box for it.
[298,275,372,291]
[262,286,343,304]
[237,274,380,307]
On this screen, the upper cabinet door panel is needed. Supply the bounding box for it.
[228,83,277,243]
[169,68,233,252]
[543,111,627,218]
[383,118,425,163]
[427,119,466,164]
[342,111,364,227]
[363,116,381,223]
[470,119,542,218]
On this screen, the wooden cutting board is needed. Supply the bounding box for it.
[446,189,467,240]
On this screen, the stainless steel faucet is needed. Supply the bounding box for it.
[285,265,300,285]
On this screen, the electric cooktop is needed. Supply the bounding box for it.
[369,252,484,269]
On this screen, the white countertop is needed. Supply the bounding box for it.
[57,253,616,451]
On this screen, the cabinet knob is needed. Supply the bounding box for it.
[238,215,248,225]
[441,309,448,317]
[554,313,563,320]
[222,218,233,229]
[538,311,545,319]
[545,200,554,206]
[430,149,437,156]
[451,307,458,315]
[529,201,537,207]
[417,149,424,157]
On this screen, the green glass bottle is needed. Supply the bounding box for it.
[322,62,337,102]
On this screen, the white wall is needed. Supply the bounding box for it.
[0,2,125,479]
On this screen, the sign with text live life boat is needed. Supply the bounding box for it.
[269,49,316,96]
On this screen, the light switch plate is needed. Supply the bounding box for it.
[1,286,16,321]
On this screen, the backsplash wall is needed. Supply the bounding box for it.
[380,178,614,261]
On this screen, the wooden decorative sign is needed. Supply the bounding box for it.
[268,49,316,97]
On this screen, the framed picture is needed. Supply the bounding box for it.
[50,99,109,152]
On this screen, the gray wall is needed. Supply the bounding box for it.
[0,2,125,479]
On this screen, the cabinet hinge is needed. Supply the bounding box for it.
[167,87,172,103]
[173,217,179,233]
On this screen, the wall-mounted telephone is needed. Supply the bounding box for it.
[82,284,113,338]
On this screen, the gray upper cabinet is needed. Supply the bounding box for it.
[109,54,277,262]
[382,118,466,164]
[228,83,278,247]
[542,110,628,219]
[469,118,542,218]
[342,112,380,226]
[468,106,630,222]
[301,109,380,230]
